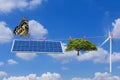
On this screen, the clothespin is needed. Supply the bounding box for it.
[29,37,32,41]
[69,36,72,40]
[29,36,32,41]
[43,37,46,42]
[83,35,86,40]
[110,33,114,38]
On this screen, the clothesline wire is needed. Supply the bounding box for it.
[0,35,107,41]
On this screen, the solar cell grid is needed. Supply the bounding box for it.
[11,40,63,53]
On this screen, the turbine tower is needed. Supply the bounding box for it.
[100,31,113,73]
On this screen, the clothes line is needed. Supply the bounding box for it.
[0,35,107,41]
[0,37,13,40]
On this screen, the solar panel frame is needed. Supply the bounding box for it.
[11,39,63,54]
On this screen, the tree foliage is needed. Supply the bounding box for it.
[66,39,97,56]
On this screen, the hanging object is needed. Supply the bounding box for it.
[13,17,29,38]
[83,35,86,40]
[29,36,32,41]
[69,36,72,40]
[66,39,97,56]
[11,40,63,53]
[43,37,46,42]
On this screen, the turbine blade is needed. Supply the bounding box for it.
[100,37,109,47]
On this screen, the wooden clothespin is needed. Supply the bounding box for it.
[111,33,114,38]
[29,37,32,41]
[43,37,46,42]
[83,35,86,40]
[28,36,32,41]
[69,36,72,40]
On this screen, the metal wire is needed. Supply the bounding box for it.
[0,37,13,40]
[0,35,107,41]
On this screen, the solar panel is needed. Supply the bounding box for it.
[11,40,63,53]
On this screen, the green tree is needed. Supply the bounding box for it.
[66,39,97,56]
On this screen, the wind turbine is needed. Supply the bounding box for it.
[100,31,113,73]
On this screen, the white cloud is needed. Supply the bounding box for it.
[49,50,76,64]
[61,67,69,71]
[0,62,4,66]
[72,77,91,80]
[49,44,120,63]
[16,53,37,61]
[38,72,61,80]
[0,0,44,13]
[2,72,120,80]
[0,21,13,43]
[111,52,120,62]
[7,59,18,65]
[112,18,120,38]
[117,66,120,69]
[29,20,48,39]
[0,71,7,77]
[29,0,43,9]
[0,59,18,66]
[3,72,61,80]
[76,48,108,63]
[49,43,77,64]
[72,72,120,80]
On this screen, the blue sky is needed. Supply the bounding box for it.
[0,0,120,80]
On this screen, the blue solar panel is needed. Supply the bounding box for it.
[11,40,63,53]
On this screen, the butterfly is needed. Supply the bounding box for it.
[13,17,29,38]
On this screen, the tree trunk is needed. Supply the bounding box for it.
[77,50,80,56]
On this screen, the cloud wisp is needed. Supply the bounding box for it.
[7,59,18,65]
[0,0,44,13]
[16,53,37,61]
[72,72,120,80]
[112,18,120,38]
[0,21,13,43]
[0,71,7,77]
[3,72,61,80]
[29,20,48,39]
[1,72,120,80]
[0,62,4,67]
